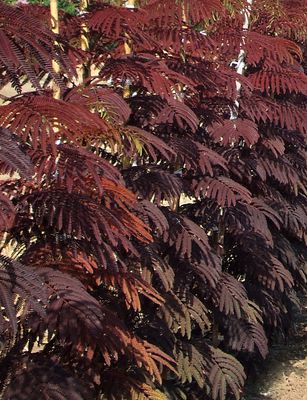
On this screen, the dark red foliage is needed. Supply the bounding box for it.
[0,2,78,92]
[0,1,306,400]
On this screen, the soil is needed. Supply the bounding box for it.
[243,296,307,400]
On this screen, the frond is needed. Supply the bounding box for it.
[254,254,294,292]
[0,256,47,337]
[207,346,246,400]
[215,196,282,247]
[190,260,221,287]
[251,198,282,230]
[193,176,252,207]
[119,126,175,162]
[216,29,302,66]
[30,144,123,194]
[140,246,175,292]
[139,0,178,27]
[0,128,33,178]
[0,192,15,231]
[246,284,286,328]
[20,240,100,287]
[260,134,285,158]
[0,2,75,91]
[29,268,175,381]
[88,5,142,37]
[271,196,307,240]
[175,342,206,388]
[146,25,215,56]
[241,96,307,134]
[126,167,182,205]
[182,0,224,24]
[19,238,164,309]
[137,200,169,238]
[257,156,300,192]
[129,383,167,400]
[212,272,248,319]
[1,354,91,400]
[169,138,227,175]
[87,5,155,50]
[100,56,194,100]
[165,57,252,100]
[65,83,132,125]
[0,94,110,154]
[249,68,307,95]
[99,271,164,311]
[159,292,192,338]
[142,0,223,26]
[14,189,151,266]
[129,94,200,134]
[274,234,301,273]
[155,100,199,132]
[185,292,211,334]
[224,317,268,358]
[165,212,219,267]
[207,118,259,147]
[246,33,303,65]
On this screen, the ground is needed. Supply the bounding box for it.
[243,296,307,400]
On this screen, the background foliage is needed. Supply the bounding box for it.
[0,0,306,399]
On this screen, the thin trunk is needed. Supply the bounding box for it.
[213,1,253,347]
[77,0,90,83]
[50,0,60,99]
[123,0,135,99]
[121,0,135,169]
[171,1,188,211]
[230,0,253,119]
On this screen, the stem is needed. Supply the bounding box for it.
[230,0,253,119]
[77,0,89,83]
[123,0,135,99]
[121,0,135,169]
[50,0,61,99]
[80,0,89,51]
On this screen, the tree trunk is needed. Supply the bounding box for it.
[50,0,60,99]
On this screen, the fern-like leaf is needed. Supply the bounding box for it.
[193,176,252,207]
[169,138,227,176]
[126,167,182,205]
[65,83,132,125]
[208,119,259,147]
[15,189,151,268]
[100,56,194,100]
[0,94,110,154]
[175,342,206,388]
[212,272,248,319]
[0,191,15,231]
[224,317,268,359]
[249,68,307,95]
[1,354,91,400]
[207,346,246,400]
[241,96,307,134]
[0,127,33,178]
[165,212,219,268]
[0,256,47,336]
[29,269,175,382]
[159,292,192,338]
[100,271,164,311]
[0,2,75,91]
[31,144,123,194]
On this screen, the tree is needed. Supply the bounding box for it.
[0,0,306,399]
